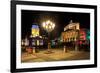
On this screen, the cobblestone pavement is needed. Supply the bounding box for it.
[21,49,90,63]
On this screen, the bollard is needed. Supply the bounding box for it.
[33,47,36,53]
[64,46,67,53]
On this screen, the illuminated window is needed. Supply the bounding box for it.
[37,40,39,46]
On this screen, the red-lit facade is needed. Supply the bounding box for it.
[79,29,89,45]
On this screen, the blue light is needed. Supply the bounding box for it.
[32,25,39,29]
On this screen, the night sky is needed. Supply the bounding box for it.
[21,10,90,39]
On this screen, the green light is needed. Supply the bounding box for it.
[87,36,90,40]
[86,30,90,40]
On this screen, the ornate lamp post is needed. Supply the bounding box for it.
[42,20,55,53]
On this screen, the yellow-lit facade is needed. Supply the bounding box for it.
[32,28,39,37]
[31,25,39,37]
[64,23,80,31]
[61,30,78,42]
[61,21,80,42]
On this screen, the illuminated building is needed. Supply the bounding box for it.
[62,20,90,44]
[61,29,78,42]
[31,25,39,37]
[61,20,80,51]
[79,29,90,45]
[61,20,80,43]
[31,24,43,47]
[79,29,86,40]
[28,24,49,49]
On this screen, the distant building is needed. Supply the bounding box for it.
[21,24,49,49]
[31,25,39,37]
[61,22,90,45]
[30,25,42,47]
[79,29,90,45]
[61,20,80,43]
[61,20,90,51]
[61,29,79,42]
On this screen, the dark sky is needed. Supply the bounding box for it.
[21,10,90,39]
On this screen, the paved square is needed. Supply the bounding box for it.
[21,49,90,63]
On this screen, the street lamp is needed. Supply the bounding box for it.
[43,20,55,32]
[42,20,55,53]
